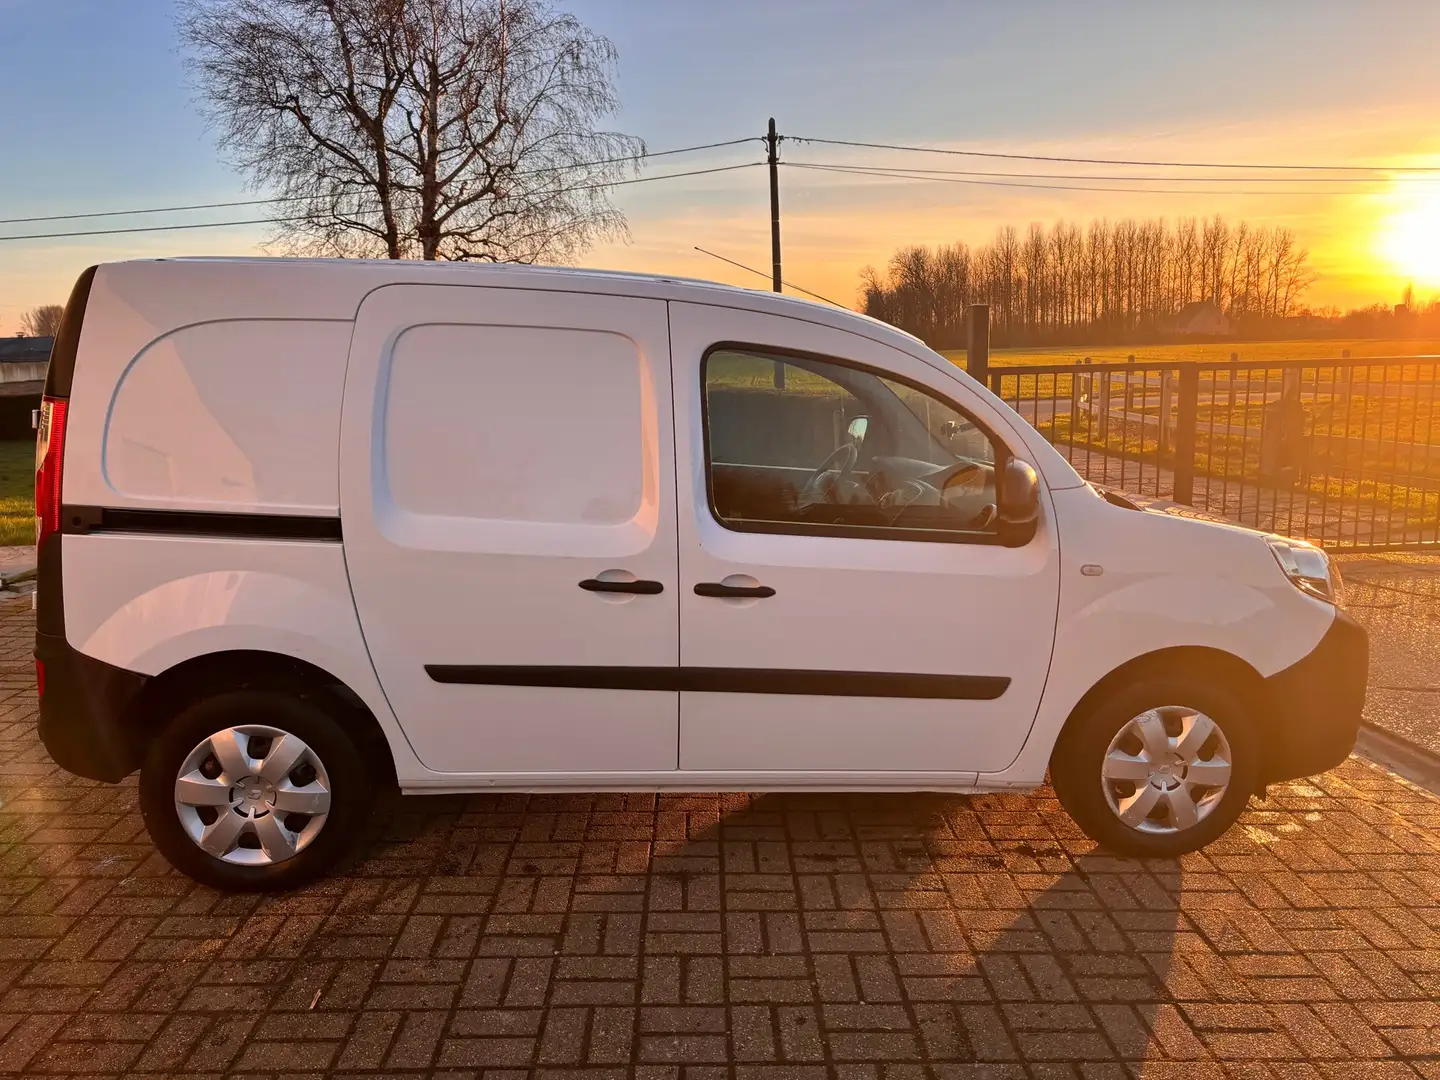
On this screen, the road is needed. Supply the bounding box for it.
[1339,553,1440,756]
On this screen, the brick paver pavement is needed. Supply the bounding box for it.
[2,596,1440,1078]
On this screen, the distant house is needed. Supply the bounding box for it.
[0,337,51,437]
[1169,301,1230,337]
[0,337,53,363]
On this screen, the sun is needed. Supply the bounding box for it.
[1379,192,1440,288]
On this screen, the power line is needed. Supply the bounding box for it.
[0,216,305,242]
[607,162,761,187]
[782,161,1406,196]
[0,162,764,242]
[2,196,305,226]
[0,138,762,226]
[788,158,1440,186]
[790,136,1440,174]
[693,246,844,307]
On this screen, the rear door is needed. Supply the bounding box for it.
[340,284,679,777]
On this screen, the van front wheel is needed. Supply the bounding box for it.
[1051,675,1259,857]
[139,691,367,890]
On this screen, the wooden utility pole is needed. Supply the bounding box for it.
[766,117,785,388]
[766,118,782,293]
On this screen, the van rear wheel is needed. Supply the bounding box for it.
[139,691,366,891]
[1051,674,1259,858]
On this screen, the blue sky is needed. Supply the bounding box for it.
[5,0,1440,331]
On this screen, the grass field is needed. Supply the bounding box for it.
[941,338,1440,369]
[0,442,33,547]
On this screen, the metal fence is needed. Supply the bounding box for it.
[984,356,1440,551]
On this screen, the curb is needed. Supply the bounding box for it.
[1355,721,1440,796]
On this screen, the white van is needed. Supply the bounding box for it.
[35,259,1366,890]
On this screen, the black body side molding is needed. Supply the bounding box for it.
[62,506,342,542]
[426,665,1009,700]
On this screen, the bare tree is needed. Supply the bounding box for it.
[1200,215,1228,307]
[1174,217,1198,308]
[20,305,64,339]
[180,0,642,261]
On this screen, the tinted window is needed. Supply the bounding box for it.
[703,349,1000,539]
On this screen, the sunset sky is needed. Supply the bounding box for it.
[4,0,1440,333]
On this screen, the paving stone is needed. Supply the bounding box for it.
[0,594,1437,1076]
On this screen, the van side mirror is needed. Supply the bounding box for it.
[997,458,1039,544]
[846,416,868,444]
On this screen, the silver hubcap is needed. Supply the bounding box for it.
[1101,706,1233,834]
[173,725,331,866]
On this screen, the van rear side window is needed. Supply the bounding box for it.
[381,324,647,527]
[104,319,350,514]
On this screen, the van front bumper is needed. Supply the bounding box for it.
[35,630,148,784]
[1260,609,1368,785]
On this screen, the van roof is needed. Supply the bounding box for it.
[101,256,924,348]
[162,256,756,293]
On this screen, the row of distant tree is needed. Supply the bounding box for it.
[860,215,1322,348]
[1314,285,1440,339]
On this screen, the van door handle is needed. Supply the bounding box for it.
[694,582,776,599]
[579,578,664,595]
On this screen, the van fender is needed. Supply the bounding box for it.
[988,567,1333,788]
[61,535,426,781]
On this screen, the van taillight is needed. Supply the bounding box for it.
[35,397,68,549]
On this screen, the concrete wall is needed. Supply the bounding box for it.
[0,362,46,440]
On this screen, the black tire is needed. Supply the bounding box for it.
[1050,672,1259,858]
[139,690,367,891]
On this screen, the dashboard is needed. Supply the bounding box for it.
[861,455,997,528]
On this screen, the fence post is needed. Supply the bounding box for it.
[1173,364,1200,505]
[1158,368,1174,453]
[1097,372,1112,442]
[966,304,989,386]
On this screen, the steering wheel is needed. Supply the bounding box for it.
[967,503,998,530]
[797,442,859,509]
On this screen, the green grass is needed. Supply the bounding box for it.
[0,441,34,547]
[1039,408,1440,523]
[942,338,1440,369]
[707,352,855,395]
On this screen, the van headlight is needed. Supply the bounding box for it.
[1266,536,1344,605]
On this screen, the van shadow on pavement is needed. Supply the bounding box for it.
[335,786,1186,1070]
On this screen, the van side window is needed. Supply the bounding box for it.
[385,324,647,527]
[702,349,1001,540]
